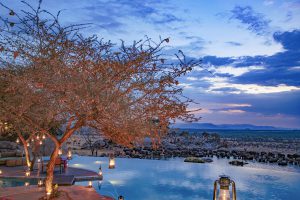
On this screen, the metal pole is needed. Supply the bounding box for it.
[231,180,237,200]
[213,180,218,200]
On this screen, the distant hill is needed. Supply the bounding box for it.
[172,123,288,130]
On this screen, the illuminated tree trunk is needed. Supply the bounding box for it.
[45,144,59,195]
[17,132,31,168]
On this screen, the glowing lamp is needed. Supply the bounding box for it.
[36,135,40,140]
[58,148,62,156]
[67,150,72,160]
[27,162,31,168]
[38,179,43,187]
[37,158,41,163]
[213,175,236,200]
[108,156,115,169]
[118,196,124,200]
[16,138,20,144]
[42,134,46,139]
[25,182,30,186]
[88,181,93,188]
[27,143,30,147]
[98,165,103,176]
[31,138,34,142]
[25,170,30,177]
[39,140,43,145]
[0,169,2,174]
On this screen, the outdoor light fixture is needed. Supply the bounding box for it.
[25,182,30,186]
[98,165,103,176]
[42,134,46,139]
[16,138,20,144]
[38,179,43,187]
[39,140,43,145]
[108,156,115,169]
[58,148,62,156]
[118,196,124,200]
[25,170,30,177]
[88,181,93,188]
[27,143,30,147]
[36,135,40,140]
[67,150,72,160]
[0,169,2,175]
[31,138,34,142]
[213,175,236,200]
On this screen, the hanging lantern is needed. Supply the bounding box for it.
[88,181,93,188]
[25,182,30,186]
[98,165,103,176]
[16,138,20,144]
[38,179,43,187]
[118,196,124,200]
[25,170,30,177]
[67,150,72,160]
[108,156,115,169]
[39,140,43,145]
[42,134,46,140]
[36,135,40,140]
[213,175,236,200]
[58,148,62,156]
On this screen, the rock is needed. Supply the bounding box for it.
[202,158,213,163]
[278,160,288,166]
[184,157,205,163]
[229,160,247,166]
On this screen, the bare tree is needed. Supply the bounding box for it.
[0,1,201,196]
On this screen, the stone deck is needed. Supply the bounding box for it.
[0,165,102,185]
[0,185,114,200]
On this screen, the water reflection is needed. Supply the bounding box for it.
[70,156,300,200]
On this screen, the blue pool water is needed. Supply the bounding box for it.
[69,156,300,200]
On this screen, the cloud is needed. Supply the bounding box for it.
[211,65,265,77]
[230,6,271,35]
[219,109,246,114]
[226,41,243,46]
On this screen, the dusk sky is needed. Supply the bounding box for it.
[3,0,300,128]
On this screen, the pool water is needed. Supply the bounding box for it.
[0,178,37,187]
[70,156,300,200]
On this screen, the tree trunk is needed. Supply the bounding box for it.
[18,133,31,168]
[45,144,59,195]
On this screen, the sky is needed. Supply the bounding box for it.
[2,0,300,128]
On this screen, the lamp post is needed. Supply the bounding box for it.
[213,175,236,200]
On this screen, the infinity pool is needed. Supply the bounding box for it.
[70,156,300,200]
